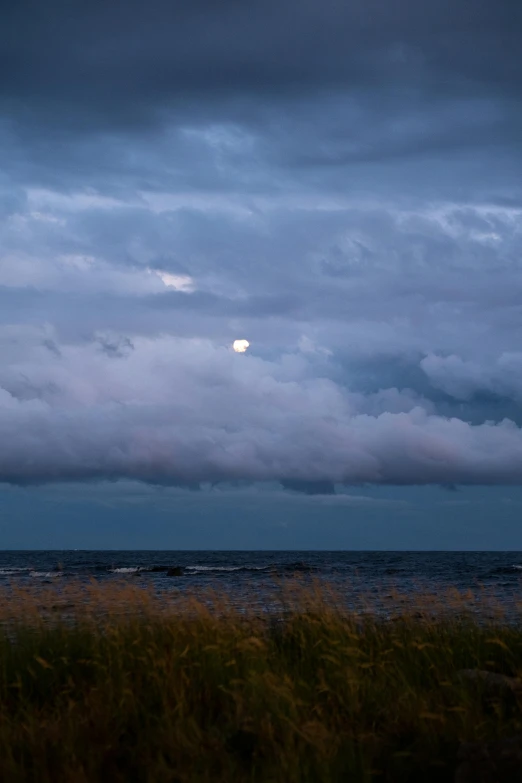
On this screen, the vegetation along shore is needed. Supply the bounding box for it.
[0,582,521,781]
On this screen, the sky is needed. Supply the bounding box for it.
[1,0,522,549]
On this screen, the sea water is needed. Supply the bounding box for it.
[0,550,521,615]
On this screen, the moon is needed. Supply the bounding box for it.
[232,339,250,353]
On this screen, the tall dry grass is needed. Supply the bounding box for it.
[0,580,520,781]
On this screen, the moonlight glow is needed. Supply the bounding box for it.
[233,339,250,353]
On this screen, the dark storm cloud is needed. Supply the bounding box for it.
[1,0,521,193]
[2,0,521,121]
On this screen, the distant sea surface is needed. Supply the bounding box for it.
[1,551,522,613]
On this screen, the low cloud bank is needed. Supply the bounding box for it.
[1,330,522,486]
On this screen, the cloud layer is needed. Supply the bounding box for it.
[1,329,522,486]
[1,0,521,488]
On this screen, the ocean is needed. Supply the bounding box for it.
[1,551,522,614]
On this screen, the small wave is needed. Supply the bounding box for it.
[0,567,29,575]
[184,562,317,574]
[107,565,183,575]
[30,571,65,578]
[185,565,269,573]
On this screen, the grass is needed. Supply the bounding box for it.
[0,581,521,781]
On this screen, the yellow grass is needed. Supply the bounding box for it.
[0,580,520,781]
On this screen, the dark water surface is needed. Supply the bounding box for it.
[1,551,522,612]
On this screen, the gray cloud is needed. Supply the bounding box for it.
[1,330,522,486]
[421,353,522,403]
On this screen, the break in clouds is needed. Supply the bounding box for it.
[1,0,522,489]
